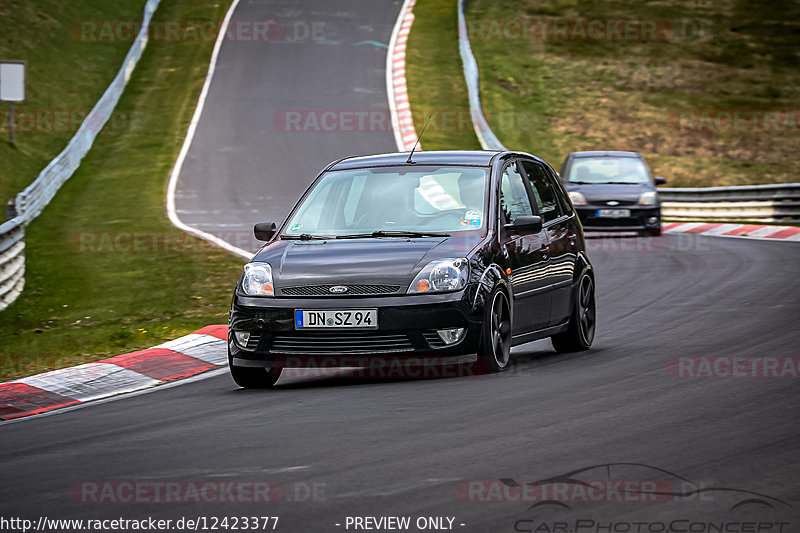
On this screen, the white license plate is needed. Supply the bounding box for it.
[295,309,378,329]
[597,209,631,218]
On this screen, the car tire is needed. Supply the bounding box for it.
[229,355,282,388]
[477,287,512,373]
[551,273,596,353]
[641,228,661,237]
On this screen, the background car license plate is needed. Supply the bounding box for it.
[295,309,378,329]
[597,208,631,218]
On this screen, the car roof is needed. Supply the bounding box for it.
[567,150,642,158]
[328,150,548,170]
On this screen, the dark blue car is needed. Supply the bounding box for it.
[559,151,666,236]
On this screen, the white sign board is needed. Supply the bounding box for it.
[0,61,26,103]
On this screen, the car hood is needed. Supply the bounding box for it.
[565,182,654,204]
[251,234,484,288]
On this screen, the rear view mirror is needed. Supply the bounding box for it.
[254,222,277,241]
[654,176,667,185]
[505,215,542,233]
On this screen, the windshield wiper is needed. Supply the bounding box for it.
[281,233,333,240]
[373,230,450,238]
[335,230,450,239]
[570,180,641,185]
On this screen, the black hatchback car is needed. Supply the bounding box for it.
[559,151,666,236]
[228,151,595,388]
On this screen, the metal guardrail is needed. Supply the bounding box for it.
[458,0,507,151]
[0,0,161,312]
[660,183,800,222]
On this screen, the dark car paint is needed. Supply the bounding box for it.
[559,151,662,233]
[229,151,593,369]
[254,237,461,289]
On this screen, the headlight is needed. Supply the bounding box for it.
[241,262,274,296]
[408,258,469,294]
[638,191,658,206]
[568,191,587,206]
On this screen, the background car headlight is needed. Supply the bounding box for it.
[241,262,274,296]
[638,191,658,206]
[568,191,587,206]
[409,258,469,294]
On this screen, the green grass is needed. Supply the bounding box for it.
[405,0,481,150]
[409,0,800,186]
[0,0,149,207]
[0,0,242,381]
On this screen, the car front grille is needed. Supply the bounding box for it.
[269,331,414,354]
[279,284,402,297]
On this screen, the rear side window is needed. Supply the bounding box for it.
[521,161,560,223]
[545,166,574,216]
[500,163,533,223]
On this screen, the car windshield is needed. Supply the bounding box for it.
[567,157,650,184]
[283,165,489,237]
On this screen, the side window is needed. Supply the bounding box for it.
[500,162,533,224]
[521,161,560,223]
[547,168,574,216]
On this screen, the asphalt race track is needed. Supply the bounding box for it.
[2,0,800,531]
[2,234,799,529]
[173,0,399,251]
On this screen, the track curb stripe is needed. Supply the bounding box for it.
[0,384,80,420]
[0,325,229,421]
[663,222,800,241]
[102,349,215,382]
[387,0,420,152]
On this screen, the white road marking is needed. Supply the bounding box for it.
[164,0,252,260]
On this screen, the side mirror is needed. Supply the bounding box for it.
[654,176,667,186]
[254,222,277,241]
[505,215,543,233]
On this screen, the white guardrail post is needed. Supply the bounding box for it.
[0,218,25,311]
[0,0,161,312]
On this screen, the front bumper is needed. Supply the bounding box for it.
[576,205,661,232]
[229,288,484,368]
